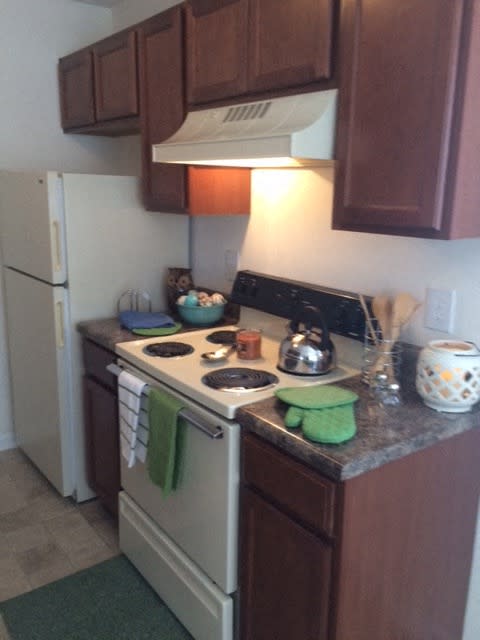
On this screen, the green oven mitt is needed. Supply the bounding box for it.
[276,384,358,444]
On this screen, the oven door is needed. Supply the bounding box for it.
[115,360,239,625]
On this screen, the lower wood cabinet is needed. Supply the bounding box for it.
[82,339,120,517]
[240,429,480,639]
[240,487,331,640]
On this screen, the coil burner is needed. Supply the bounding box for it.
[143,342,194,358]
[202,367,279,392]
[206,330,238,345]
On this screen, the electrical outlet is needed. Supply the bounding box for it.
[224,249,238,282]
[424,288,456,333]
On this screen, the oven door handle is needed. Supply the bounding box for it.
[107,363,224,440]
[178,409,224,440]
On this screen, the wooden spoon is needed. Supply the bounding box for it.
[371,295,392,341]
[390,292,421,342]
[380,292,421,379]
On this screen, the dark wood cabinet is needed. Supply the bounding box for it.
[240,429,480,639]
[82,339,120,517]
[247,0,334,94]
[59,30,140,135]
[138,5,188,212]
[186,0,335,106]
[93,30,139,122]
[240,488,331,640]
[58,4,251,215]
[240,433,333,640]
[186,0,249,105]
[58,49,95,129]
[333,0,480,239]
[138,6,251,214]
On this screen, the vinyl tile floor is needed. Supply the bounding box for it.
[0,448,120,602]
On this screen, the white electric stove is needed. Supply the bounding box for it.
[114,272,368,640]
[115,311,363,420]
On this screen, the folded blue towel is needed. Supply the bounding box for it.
[119,311,175,330]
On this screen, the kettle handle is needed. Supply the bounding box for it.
[289,305,331,349]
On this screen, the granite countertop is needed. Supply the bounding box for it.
[237,345,480,482]
[77,314,240,352]
[77,321,480,483]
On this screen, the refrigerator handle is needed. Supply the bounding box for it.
[52,220,63,272]
[55,301,65,348]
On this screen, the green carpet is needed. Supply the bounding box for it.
[0,555,193,640]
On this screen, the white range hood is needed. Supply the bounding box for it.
[152,89,337,168]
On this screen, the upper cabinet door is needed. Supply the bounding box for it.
[93,30,139,122]
[333,0,466,237]
[58,49,95,129]
[248,0,334,93]
[138,6,187,212]
[186,0,249,105]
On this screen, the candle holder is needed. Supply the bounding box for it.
[416,340,480,412]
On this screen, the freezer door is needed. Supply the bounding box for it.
[0,171,66,284]
[3,268,73,496]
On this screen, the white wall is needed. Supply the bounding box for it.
[112,0,179,29]
[193,167,480,348]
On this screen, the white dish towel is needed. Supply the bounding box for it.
[118,370,148,468]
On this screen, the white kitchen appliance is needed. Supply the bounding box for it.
[152,90,337,167]
[0,170,188,501]
[113,271,367,640]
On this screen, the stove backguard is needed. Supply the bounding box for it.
[230,271,371,342]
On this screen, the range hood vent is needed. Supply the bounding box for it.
[152,89,337,168]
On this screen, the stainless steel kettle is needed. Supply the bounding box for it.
[277,305,336,376]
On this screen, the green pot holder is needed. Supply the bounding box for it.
[132,322,182,336]
[275,384,358,445]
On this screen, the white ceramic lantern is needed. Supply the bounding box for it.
[416,340,480,412]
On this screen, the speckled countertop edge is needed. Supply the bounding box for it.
[237,345,480,482]
[77,323,480,482]
[77,315,240,351]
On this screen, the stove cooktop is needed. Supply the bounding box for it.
[115,325,360,419]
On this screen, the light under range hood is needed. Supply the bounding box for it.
[152,89,337,168]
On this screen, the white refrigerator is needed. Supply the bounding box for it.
[0,171,189,501]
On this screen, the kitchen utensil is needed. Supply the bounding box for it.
[390,292,421,343]
[201,345,236,363]
[377,292,420,373]
[359,293,377,344]
[416,340,480,412]
[277,305,336,376]
[371,295,392,340]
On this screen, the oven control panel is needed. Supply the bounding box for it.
[230,270,371,341]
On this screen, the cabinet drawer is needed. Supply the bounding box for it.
[242,433,336,538]
[82,339,116,391]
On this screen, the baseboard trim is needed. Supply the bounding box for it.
[0,433,17,452]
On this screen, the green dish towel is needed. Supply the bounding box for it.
[275,384,358,445]
[147,388,187,496]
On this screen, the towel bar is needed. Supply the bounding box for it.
[107,363,224,440]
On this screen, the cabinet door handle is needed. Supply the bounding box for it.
[52,220,62,272]
[55,301,65,348]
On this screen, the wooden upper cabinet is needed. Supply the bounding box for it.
[138,6,187,212]
[186,0,334,106]
[248,0,334,93]
[93,30,139,122]
[333,0,480,239]
[186,0,249,105]
[58,49,95,129]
